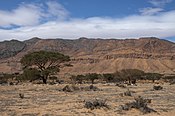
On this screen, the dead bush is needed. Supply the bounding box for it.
[81,85,101,91]
[19,93,24,99]
[153,85,163,90]
[62,85,80,92]
[119,96,156,114]
[169,79,175,85]
[124,89,132,96]
[116,83,126,88]
[84,98,109,110]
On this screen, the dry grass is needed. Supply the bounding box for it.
[0,82,175,116]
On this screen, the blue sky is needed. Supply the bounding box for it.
[0,0,175,41]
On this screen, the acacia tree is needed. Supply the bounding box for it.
[86,73,100,84]
[20,51,70,84]
[119,69,144,84]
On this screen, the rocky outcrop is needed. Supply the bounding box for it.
[105,53,175,60]
[0,40,26,59]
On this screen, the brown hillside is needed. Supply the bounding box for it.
[0,37,175,74]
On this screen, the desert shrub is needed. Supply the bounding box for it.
[0,73,14,81]
[115,83,126,88]
[49,76,57,81]
[124,89,132,96]
[16,68,40,82]
[55,79,64,84]
[62,84,101,92]
[115,69,145,84]
[62,85,80,92]
[19,93,24,99]
[9,82,14,85]
[153,85,163,90]
[49,76,58,84]
[102,73,115,83]
[119,89,135,97]
[162,75,175,84]
[119,96,156,114]
[0,73,15,85]
[169,79,175,85]
[144,73,162,82]
[85,73,101,84]
[84,98,109,110]
[81,85,101,91]
[71,75,86,84]
[0,80,8,85]
[115,71,127,82]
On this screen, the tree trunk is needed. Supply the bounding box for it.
[128,77,131,84]
[43,78,47,84]
[91,79,94,84]
[42,76,48,84]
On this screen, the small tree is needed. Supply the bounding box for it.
[144,73,162,83]
[86,73,100,84]
[115,71,127,82]
[119,69,145,84]
[75,75,86,84]
[103,73,115,83]
[20,51,70,84]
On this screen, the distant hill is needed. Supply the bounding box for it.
[0,37,175,74]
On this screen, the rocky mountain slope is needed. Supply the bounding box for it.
[0,37,175,74]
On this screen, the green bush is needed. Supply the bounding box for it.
[116,69,145,84]
[0,73,14,82]
[86,73,101,84]
[16,68,40,82]
[102,73,115,83]
[144,73,162,82]
[71,74,86,84]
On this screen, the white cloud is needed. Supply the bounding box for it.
[0,4,42,27]
[0,1,69,27]
[0,1,175,41]
[46,1,69,20]
[149,0,173,7]
[0,10,175,41]
[139,7,164,15]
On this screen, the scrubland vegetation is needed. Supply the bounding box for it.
[1,51,175,115]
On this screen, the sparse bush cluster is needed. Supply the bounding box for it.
[62,84,101,92]
[70,69,162,85]
[123,89,133,96]
[0,73,14,81]
[162,75,175,85]
[119,96,156,114]
[1,50,174,86]
[1,69,167,85]
[0,73,18,85]
[70,73,101,84]
[84,98,109,110]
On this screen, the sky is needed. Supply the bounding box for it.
[0,0,175,41]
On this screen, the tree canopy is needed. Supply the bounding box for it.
[117,69,145,84]
[20,51,70,84]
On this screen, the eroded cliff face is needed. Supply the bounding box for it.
[0,37,175,74]
[0,40,26,59]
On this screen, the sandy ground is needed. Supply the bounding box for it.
[0,82,175,116]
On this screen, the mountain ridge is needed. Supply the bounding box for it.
[0,37,175,74]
